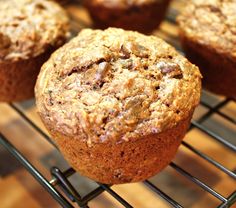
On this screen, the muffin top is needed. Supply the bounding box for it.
[87,0,158,8]
[36,28,201,145]
[0,0,69,62]
[178,0,236,60]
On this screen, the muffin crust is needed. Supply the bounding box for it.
[36,28,201,145]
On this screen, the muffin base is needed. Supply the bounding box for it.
[48,113,192,184]
[85,0,171,34]
[180,33,236,99]
[0,51,52,102]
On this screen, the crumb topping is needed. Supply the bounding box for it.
[36,28,201,144]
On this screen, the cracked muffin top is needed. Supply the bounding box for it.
[0,0,69,62]
[35,28,201,145]
[177,0,236,60]
[87,0,158,8]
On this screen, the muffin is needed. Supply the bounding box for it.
[84,0,172,33]
[54,0,70,4]
[35,28,201,184]
[178,0,236,98]
[0,0,69,102]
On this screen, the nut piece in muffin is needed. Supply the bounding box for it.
[177,0,236,98]
[0,0,69,102]
[35,28,201,184]
[84,0,172,33]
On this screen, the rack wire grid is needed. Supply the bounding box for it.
[0,0,236,208]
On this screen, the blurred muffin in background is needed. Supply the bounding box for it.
[178,0,236,98]
[0,0,69,102]
[84,0,172,33]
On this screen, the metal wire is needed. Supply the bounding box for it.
[50,167,89,207]
[198,99,231,124]
[0,1,235,207]
[217,192,236,208]
[50,168,75,186]
[191,121,236,152]
[9,103,57,148]
[143,180,183,208]
[97,183,133,208]
[181,141,236,179]
[200,101,236,125]
[169,163,227,202]
[0,132,73,208]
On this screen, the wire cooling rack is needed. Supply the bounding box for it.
[0,1,235,207]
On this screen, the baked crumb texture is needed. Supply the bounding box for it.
[84,0,172,33]
[178,0,236,98]
[36,28,201,184]
[0,0,69,101]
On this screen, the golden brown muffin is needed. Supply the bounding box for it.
[0,0,69,102]
[178,0,236,99]
[84,0,172,33]
[35,28,201,184]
